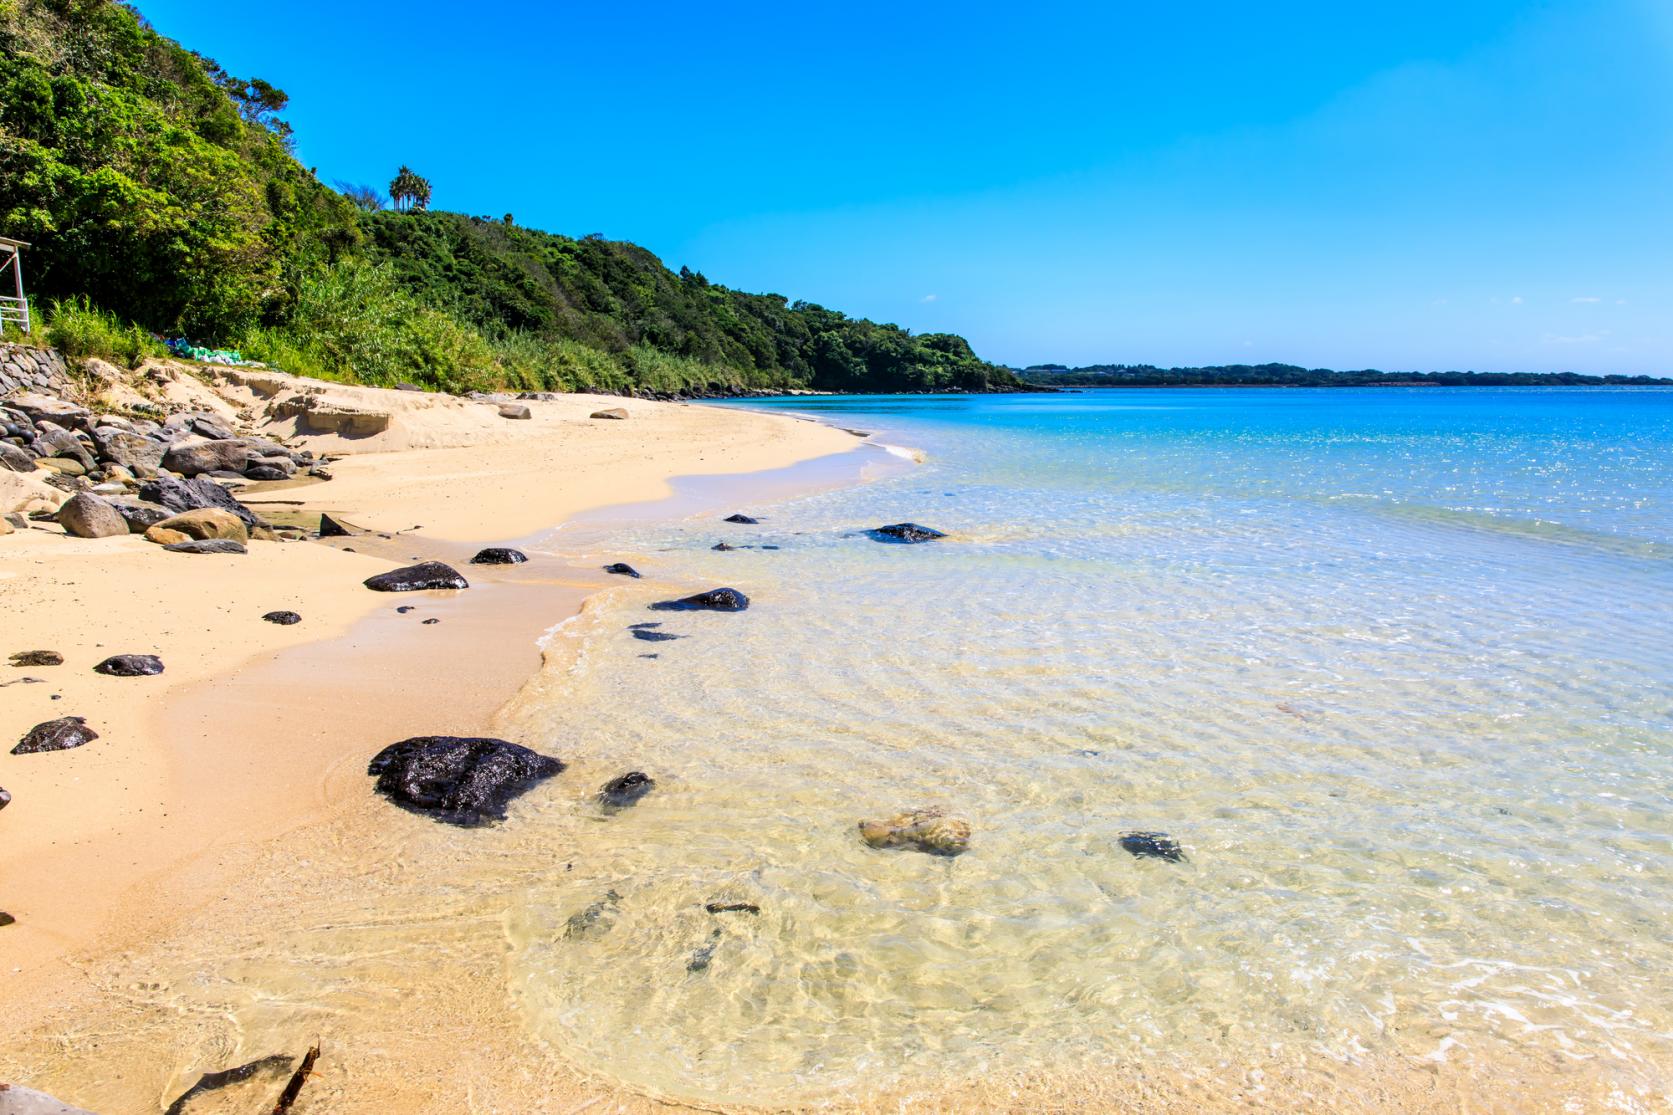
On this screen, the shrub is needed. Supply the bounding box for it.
[44,296,165,368]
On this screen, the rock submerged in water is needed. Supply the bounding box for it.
[603,562,641,578]
[867,522,946,544]
[859,808,972,856]
[367,735,564,826]
[598,771,654,808]
[1120,831,1186,863]
[723,513,758,524]
[363,561,469,592]
[470,547,527,565]
[13,715,98,755]
[631,629,681,642]
[9,650,62,667]
[711,542,737,551]
[648,587,749,612]
[93,654,164,677]
[262,610,302,625]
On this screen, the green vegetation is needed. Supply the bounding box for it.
[44,294,167,366]
[0,0,1021,396]
[1020,363,1671,387]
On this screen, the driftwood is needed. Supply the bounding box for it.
[271,1044,320,1114]
[163,1055,291,1115]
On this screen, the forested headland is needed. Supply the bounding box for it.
[0,0,1022,396]
[1018,363,1670,387]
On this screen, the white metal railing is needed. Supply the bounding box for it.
[0,293,29,335]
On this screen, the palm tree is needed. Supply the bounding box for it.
[389,165,432,213]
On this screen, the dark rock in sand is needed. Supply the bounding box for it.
[705,901,761,915]
[318,513,354,537]
[589,407,629,420]
[13,716,98,755]
[139,475,261,528]
[109,500,171,534]
[395,382,423,392]
[244,465,288,481]
[422,618,440,625]
[9,650,63,667]
[711,542,737,551]
[598,771,655,808]
[396,606,415,614]
[93,654,164,677]
[631,629,682,642]
[867,522,946,544]
[648,587,749,612]
[497,403,532,420]
[263,610,302,625]
[1119,831,1186,863]
[723,513,759,524]
[0,786,10,811]
[470,547,527,565]
[603,562,641,578]
[363,561,469,592]
[0,911,14,928]
[163,538,247,555]
[367,736,565,826]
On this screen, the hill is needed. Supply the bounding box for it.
[1019,363,1670,387]
[0,0,1020,396]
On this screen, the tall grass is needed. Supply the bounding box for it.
[44,297,166,368]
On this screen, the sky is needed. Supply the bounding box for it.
[134,1,1673,374]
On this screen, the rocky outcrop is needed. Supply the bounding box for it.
[469,547,526,565]
[56,492,127,538]
[648,587,750,612]
[93,654,164,677]
[363,561,469,592]
[859,808,972,855]
[13,716,98,755]
[867,523,946,544]
[270,394,391,436]
[367,736,565,826]
[138,476,262,528]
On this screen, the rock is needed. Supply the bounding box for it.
[396,605,415,614]
[422,617,440,625]
[1119,831,1186,863]
[250,454,297,477]
[4,512,29,530]
[318,513,355,536]
[723,513,759,524]
[189,414,237,440]
[470,547,527,565]
[599,771,655,808]
[151,507,249,543]
[91,427,165,473]
[5,392,91,432]
[563,890,621,938]
[33,456,85,477]
[497,403,532,420]
[162,538,248,555]
[867,522,947,544]
[9,651,62,667]
[705,901,761,915]
[138,475,261,528]
[395,382,423,391]
[244,465,287,481]
[144,527,191,546]
[56,492,128,538]
[687,936,720,972]
[0,1084,98,1114]
[367,736,565,826]
[108,500,171,533]
[0,443,37,472]
[162,439,253,477]
[270,395,392,436]
[262,610,302,625]
[363,561,469,592]
[603,562,641,578]
[631,629,682,642]
[13,715,99,755]
[649,587,749,612]
[0,911,12,928]
[0,786,9,811]
[589,407,629,420]
[859,808,972,856]
[92,654,164,677]
[712,542,737,551]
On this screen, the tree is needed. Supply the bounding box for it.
[336,182,388,212]
[389,166,432,213]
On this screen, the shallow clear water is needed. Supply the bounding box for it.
[491,387,1673,1106]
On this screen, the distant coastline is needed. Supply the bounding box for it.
[1016,362,1672,388]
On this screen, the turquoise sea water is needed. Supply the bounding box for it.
[498,387,1673,1106]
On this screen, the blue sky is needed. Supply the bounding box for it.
[137,1,1673,374]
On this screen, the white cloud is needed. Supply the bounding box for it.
[1511,295,1524,305]
[1542,330,1611,345]
[1570,296,1601,303]
[920,293,939,303]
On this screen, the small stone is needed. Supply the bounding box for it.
[396,605,415,614]
[470,547,527,565]
[867,522,946,544]
[648,587,749,612]
[859,808,972,856]
[56,491,127,538]
[631,629,682,642]
[162,538,247,555]
[1119,831,1186,863]
[364,561,469,592]
[723,513,758,524]
[0,911,14,928]
[497,403,532,420]
[422,618,440,625]
[0,786,10,810]
[712,542,737,551]
[603,562,641,578]
[589,407,629,420]
[92,654,164,677]
[13,715,98,755]
[262,610,302,625]
[598,771,655,808]
[10,650,63,667]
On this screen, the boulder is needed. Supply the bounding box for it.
[56,492,128,539]
[33,456,86,477]
[497,403,532,420]
[723,513,758,524]
[144,527,190,546]
[108,500,171,534]
[248,454,297,478]
[1119,831,1186,863]
[589,407,629,420]
[262,610,302,625]
[9,651,62,667]
[363,561,469,592]
[648,587,749,612]
[91,427,166,473]
[366,735,565,826]
[317,513,356,537]
[598,771,655,808]
[603,562,641,578]
[93,654,164,677]
[859,808,971,856]
[469,547,527,565]
[13,716,98,755]
[6,392,91,432]
[151,507,249,543]
[243,465,287,481]
[138,475,261,528]
[0,470,66,516]
[163,439,252,478]
[0,443,37,472]
[867,523,946,544]
[271,395,391,436]
[162,538,247,555]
